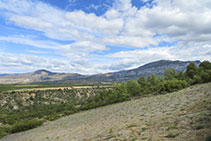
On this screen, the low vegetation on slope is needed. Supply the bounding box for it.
[0,61,210,139]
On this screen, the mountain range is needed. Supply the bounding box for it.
[0,60,200,84]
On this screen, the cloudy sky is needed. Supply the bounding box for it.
[0,0,211,74]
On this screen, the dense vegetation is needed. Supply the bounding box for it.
[0,61,210,138]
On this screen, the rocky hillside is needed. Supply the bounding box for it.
[0,86,110,111]
[0,60,200,84]
[2,82,211,141]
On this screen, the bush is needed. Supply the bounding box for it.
[199,61,211,70]
[185,62,198,79]
[0,130,6,139]
[126,80,142,96]
[205,135,211,141]
[10,119,44,133]
[201,70,211,83]
[192,75,203,84]
[146,74,162,93]
[164,68,177,80]
[113,83,129,101]
[45,113,60,121]
[0,125,11,139]
[159,80,188,94]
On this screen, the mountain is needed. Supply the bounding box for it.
[0,69,82,84]
[0,74,8,76]
[32,69,55,75]
[61,60,200,84]
[0,60,200,84]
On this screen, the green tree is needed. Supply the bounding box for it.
[164,68,177,80]
[113,83,129,101]
[185,62,198,79]
[192,75,202,84]
[159,79,188,94]
[147,74,161,93]
[177,72,185,80]
[137,76,147,87]
[199,61,211,70]
[126,80,141,96]
[201,70,211,83]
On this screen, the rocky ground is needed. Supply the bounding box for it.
[2,83,211,141]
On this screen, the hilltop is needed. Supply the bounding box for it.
[2,82,211,141]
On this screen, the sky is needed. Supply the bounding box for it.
[0,0,211,74]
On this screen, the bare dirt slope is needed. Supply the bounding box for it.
[2,83,211,141]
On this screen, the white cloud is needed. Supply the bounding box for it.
[0,0,211,74]
[60,41,108,59]
[0,36,60,49]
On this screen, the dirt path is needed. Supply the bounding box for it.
[2,83,211,141]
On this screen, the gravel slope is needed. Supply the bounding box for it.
[2,83,211,141]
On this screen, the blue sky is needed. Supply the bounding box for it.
[0,0,211,74]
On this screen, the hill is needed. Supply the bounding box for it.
[2,82,211,141]
[0,69,82,84]
[0,60,200,84]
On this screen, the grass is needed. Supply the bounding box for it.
[166,132,179,138]
[127,123,137,128]
[141,137,148,140]
[132,137,137,141]
[141,127,147,131]
[109,128,113,134]
[166,123,178,131]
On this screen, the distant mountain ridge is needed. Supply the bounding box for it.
[0,60,200,84]
[33,69,55,75]
[69,60,200,84]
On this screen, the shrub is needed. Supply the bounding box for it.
[199,61,211,70]
[166,132,179,138]
[0,124,12,139]
[159,80,188,94]
[201,70,211,83]
[185,62,198,79]
[10,119,44,133]
[146,74,162,93]
[113,83,129,101]
[164,68,177,80]
[205,135,211,141]
[0,130,6,139]
[45,113,60,121]
[126,80,142,96]
[61,110,73,116]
